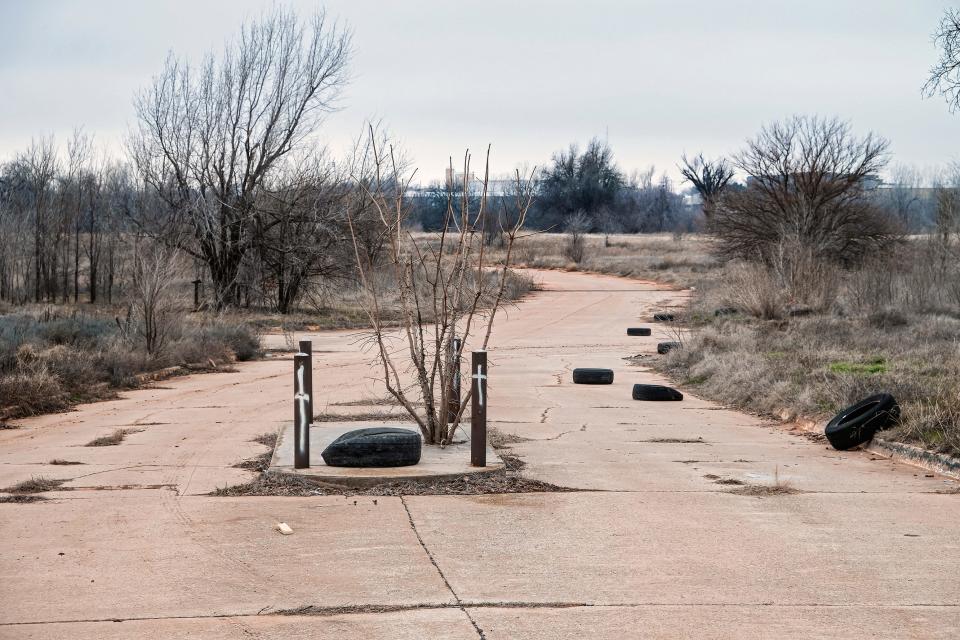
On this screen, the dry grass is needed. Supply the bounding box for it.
[0,494,46,503]
[233,432,278,472]
[85,428,130,447]
[498,232,718,288]
[0,307,262,420]
[728,484,800,497]
[658,312,960,455]
[4,476,68,493]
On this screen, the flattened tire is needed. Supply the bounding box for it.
[632,384,683,401]
[824,393,900,451]
[653,313,675,322]
[627,327,652,336]
[657,341,681,354]
[321,427,422,467]
[573,368,614,384]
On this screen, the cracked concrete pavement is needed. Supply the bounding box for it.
[1,269,958,639]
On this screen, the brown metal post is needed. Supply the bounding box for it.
[470,350,487,467]
[447,337,462,424]
[294,352,311,468]
[192,279,202,311]
[298,339,313,426]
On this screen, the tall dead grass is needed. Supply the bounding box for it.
[664,238,960,455]
[0,308,262,420]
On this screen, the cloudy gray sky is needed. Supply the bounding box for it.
[0,0,956,183]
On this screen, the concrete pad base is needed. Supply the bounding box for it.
[270,422,502,487]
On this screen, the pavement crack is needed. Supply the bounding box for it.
[400,496,486,639]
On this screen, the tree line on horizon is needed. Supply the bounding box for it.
[1,6,960,314]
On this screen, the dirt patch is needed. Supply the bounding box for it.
[211,468,575,497]
[714,478,746,485]
[313,411,414,423]
[49,459,84,465]
[0,422,20,430]
[640,437,706,444]
[4,476,68,494]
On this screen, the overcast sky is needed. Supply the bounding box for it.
[0,0,956,183]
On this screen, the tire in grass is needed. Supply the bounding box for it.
[321,427,422,467]
[657,341,681,354]
[714,307,738,317]
[627,327,652,336]
[653,313,675,322]
[572,368,614,384]
[824,393,900,451]
[632,384,683,401]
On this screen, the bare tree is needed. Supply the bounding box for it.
[563,211,589,263]
[711,116,898,265]
[129,238,180,356]
[254,152,351,313]
[881,164,926,231]
[18,137,59,303]
[924,8,960,111]
[347,128,535,445]
[129,7,351,309]
[679,153,734,219]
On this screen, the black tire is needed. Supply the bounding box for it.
[657,341,681,355]
[653,313,675,322]
[321,427,422,467]
[572,368,614,384]
[627,327,652,336]
[824,394,900,451]
[632,384,683,401]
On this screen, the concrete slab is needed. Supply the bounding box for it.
[0,495,453,624]
[471,604,960,639]
[404,491,960,606]
[270,422,502,486]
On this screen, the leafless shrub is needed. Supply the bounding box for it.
[563,212,589,263]
[711,116,900,266]
[346,127,535,444]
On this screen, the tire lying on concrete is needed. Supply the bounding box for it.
[573,368,614,384]
[657,341,681,354]
[321,427,422,467]
[653,313,675,322]
[627,327,652,336]
[824,393,900,451]
[632,384,683,401]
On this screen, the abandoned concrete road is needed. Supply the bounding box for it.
[1,269,958,639]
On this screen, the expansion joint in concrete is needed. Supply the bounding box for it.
[400,495,486,639]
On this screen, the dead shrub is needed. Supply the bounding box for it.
[5,476,67,493]
[0,368,67,416]
[85,429,128,447]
